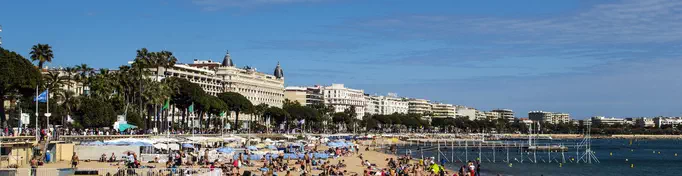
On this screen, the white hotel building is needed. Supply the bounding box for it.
[364,93,409,115]
[321,84,366,119]
[431,102,456,118]
[407,98,432,115]
[150,51,285,122]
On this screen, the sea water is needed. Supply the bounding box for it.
[395,139,682,176]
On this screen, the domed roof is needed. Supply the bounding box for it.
[221,50,234,67]
[274,62,284,79]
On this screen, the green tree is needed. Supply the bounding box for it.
[29,44,54,69]
[264,106,289,131]
[0,47,42,128]
[75,97,116,128]
[251,103,269,130]
[170,78,205,130]
[218,92,253,131]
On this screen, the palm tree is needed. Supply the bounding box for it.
[74,64,94,95]
[63,67,77,92]
[54,89,79,126]
[132,48,152,129]
[44,70,68,93]
[252,103,269,131]
[30,44,54,69]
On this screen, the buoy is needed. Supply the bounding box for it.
[631,149,633,152]
[631,164,634,168]
[509,163,513,167]
[675,153,678,157]
[653,151,656,154]
[610,152,613,156]
[559,163,562,167]
[658,152,661,154]
[625,159,628,162]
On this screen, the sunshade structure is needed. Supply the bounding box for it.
[217,147,235,153]
[326,140,355,148]
[247,146,258,151]
[182,143,195,148]
[153,143,180,150]
[118,123,137,132]
[103,138,154,146]
[81,141,104,146]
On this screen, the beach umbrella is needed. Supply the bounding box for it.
[267,145,277,150]
[247,146,258,151]
[182,143,195,148]
[118,123,137,132]
[217,147,234,153]
[154,143,169,150]
[83,141,104,146]
[168,144,180,151]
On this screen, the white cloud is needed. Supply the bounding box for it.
[348,0,682,44]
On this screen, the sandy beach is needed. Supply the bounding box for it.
[22,140,456,176]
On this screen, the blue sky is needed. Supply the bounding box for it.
[2,0,682,119]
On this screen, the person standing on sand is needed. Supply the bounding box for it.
[30,157,38,176]
[71,152,79,168]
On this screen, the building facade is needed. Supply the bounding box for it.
[653,117,682,128]
[485,111,501,120]
[431,103,455,118]
[528,111,571,124]
[321,84,366,119]
[407,98,432,115]
[364,94,380,115]
[492,109,515,122]
[635,118,655,128]
[152,51,285,125]
[591,116,626,126]
[455,106,477,121]
[284,85,324,105]
[284,86,308,105]
[377,93,409,115]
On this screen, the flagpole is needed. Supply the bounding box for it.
[35,86,38,142]
[46,89,49,133]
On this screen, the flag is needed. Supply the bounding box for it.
[162,99,170,110]
[188,102,194,112]
[34,90,48,102]
[220,111,226,117]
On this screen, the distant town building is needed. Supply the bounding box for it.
[455,106,477,121]
[363,93,409,115]
[528,111,571,124]
[407,98,432,115]
[431,103,455,118]
[653,117,682,128]
[321,84,366,119]
[379,93,408,115]
[624,118,636,126]
[591,116,626,126]
[475,110,487,120]
[635,118,655,128]
[485,111,501,120]
[364,94,380,115]
[518,118,534,126]
[492,109,515,122]
[284,85,323,105]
